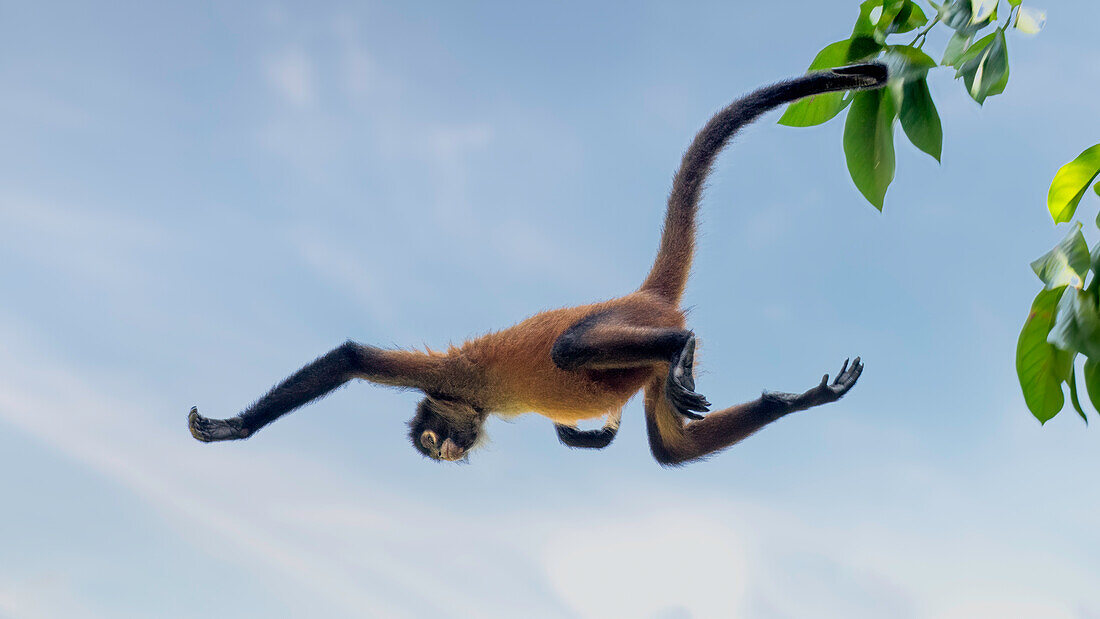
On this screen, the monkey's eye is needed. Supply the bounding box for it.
[420,431,438,451]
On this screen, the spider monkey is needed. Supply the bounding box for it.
[188,63,883,465]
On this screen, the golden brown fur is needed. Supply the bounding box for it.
[461,291,684,422]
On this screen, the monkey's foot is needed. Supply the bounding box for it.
[188,407,249,442]
[666,334,710,420]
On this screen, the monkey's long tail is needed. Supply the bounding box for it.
[639,63,888,303]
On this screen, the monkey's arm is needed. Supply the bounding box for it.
[555,408,622,449]
[189,341,450,442]
[644,358,863,466]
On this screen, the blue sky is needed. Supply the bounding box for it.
[2,1,1099,617]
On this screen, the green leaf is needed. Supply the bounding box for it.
[852,0,884,37]
[986,43,1010,98]
[1049,287,1100,359]
[1084,358,1100,416]
[885,45,938,81]
[1017,286,1072,423]
[1007,0,1021,7]
[779,41,857,127]
[940,0,996,33]
[1030,223,1090,289]
[845,36,883,62]
[1094,180,1100,198]
[852,0,913,45]
[1068,363,1088,423]
[942,31,972,65]
[895,2,929,33]
[881,1,929,36]
[950,31,993,68]
[1047,144,1100,224]
[940,0,974,30]
[844,89,897,210]
[957,29,1009,104]
[1090,239,1100,279]
[899,77,943,162]
[888,45,938,69]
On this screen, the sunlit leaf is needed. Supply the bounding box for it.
[1014,7,1046,34]
[970,0,999,25]
[1007,0,1022,7]
[1017,286,1072,423]
[941,0,996,32]
[779,41,856,127]
[1030,223,1089,289]
[899,78,943,161]
[1049,288,1100,359]
[1094,181,1100,198]
[844,89,897,210]
[1068,364,1088,423]
[1047,144,1100,223]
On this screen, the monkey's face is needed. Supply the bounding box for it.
[408,397,483,462]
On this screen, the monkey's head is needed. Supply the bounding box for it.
[408,396,484,462]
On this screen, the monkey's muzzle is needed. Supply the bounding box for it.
[439,438,466,461]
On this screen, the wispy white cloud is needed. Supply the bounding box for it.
[542,509,748,617]
[0,573,100,619]
[264,48,316,107]
[0,195,162,286]
[253,26,617,292]
[292,230,403,330]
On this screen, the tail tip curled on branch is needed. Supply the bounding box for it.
[830,62,889,88]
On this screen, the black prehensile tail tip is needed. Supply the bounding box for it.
[831,62,889,86]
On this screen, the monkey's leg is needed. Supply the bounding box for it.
[551,316,710,418]
[644,357,863,466]
[189,341,448,442]
[555,407,622,449]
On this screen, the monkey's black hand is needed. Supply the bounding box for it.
[666,334,710,420]
[760,357,864,416]
[801,357,864,407]
[188,407,249,442]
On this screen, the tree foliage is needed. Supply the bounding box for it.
[1018,145,1100,424]
[780,0,1044,210]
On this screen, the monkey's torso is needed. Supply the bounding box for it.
[462,292,684,423]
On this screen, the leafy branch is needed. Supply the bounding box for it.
[779,0,1045,210]
[1018,145,1100,424]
